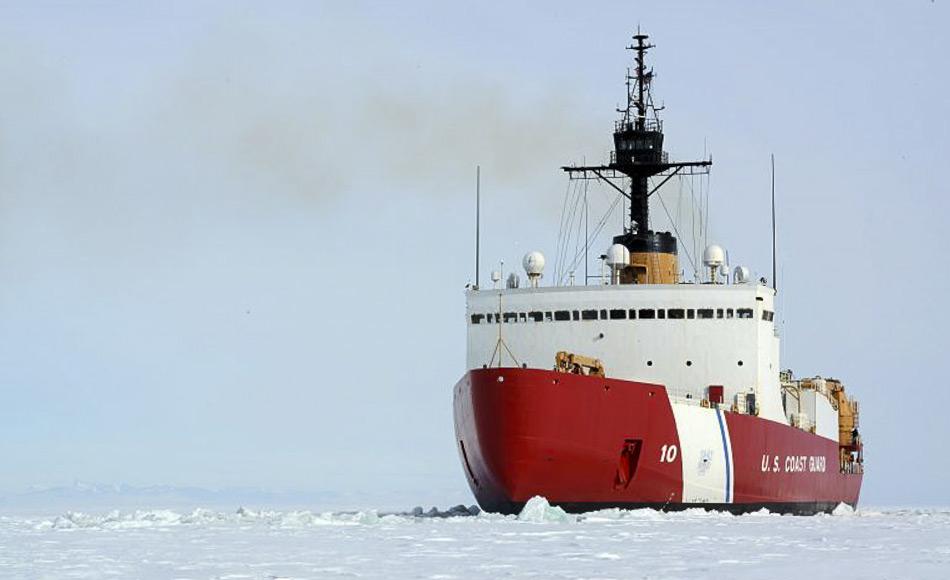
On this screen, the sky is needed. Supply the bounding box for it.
[0,1,948,508]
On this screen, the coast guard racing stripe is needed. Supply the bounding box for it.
[670,404,735,504]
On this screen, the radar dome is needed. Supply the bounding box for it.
[605,244,631,269]
[702,244,726,268]
[523,251,545,276]
[523,251,545,287]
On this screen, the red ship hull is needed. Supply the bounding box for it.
[453,368,862,515]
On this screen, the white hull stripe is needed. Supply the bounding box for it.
[671,404,731,504]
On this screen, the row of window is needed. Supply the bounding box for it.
[471,307,774,324]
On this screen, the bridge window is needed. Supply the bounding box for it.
[545,311,553,322]
[628,309,637,319]
[600,309,608,320]
[503,312,518,323]
[519,312,526,323]
[697,309,714,319]
[762,310,774,321]
[737,308,754,319]
[716,308,724,318]
[667,308,684,319]
[554,310,571,321]
[471,314,485,324]
[657,309,666,319]
[581,309,598,320]
[638,309,655,319]
[572,310,580,321]
[687,309,695,319]
[609,308,627,320]
[528,311,543,322]
[726,308,735,319]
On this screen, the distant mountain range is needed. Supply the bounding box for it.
[0,480,451,516]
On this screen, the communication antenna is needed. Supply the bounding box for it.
[475,165,481,289]
[584,182,589,286]
[771,154,777,294]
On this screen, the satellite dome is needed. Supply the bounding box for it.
[523,251,545,277]
[605,244,631,269]
[702,244,726,268]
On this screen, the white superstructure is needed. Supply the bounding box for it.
[466,280,789,425]
[461,31,855,446]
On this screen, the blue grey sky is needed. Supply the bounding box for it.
[0,1,947,507]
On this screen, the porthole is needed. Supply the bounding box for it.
[646,360,653,367]
[686,360,692,367]
[737,360,744,366]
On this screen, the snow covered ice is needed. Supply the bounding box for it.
[2,497,949,579]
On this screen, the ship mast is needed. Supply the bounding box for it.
[563,32,711,284]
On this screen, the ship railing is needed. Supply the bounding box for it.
[614,119,663,133]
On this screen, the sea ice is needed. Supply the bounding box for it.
[516,495,576,523]
[1,501,948,579]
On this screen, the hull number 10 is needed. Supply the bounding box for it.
[660,444,678,463]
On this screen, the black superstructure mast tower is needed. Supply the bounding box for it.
[563,32,711,280]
